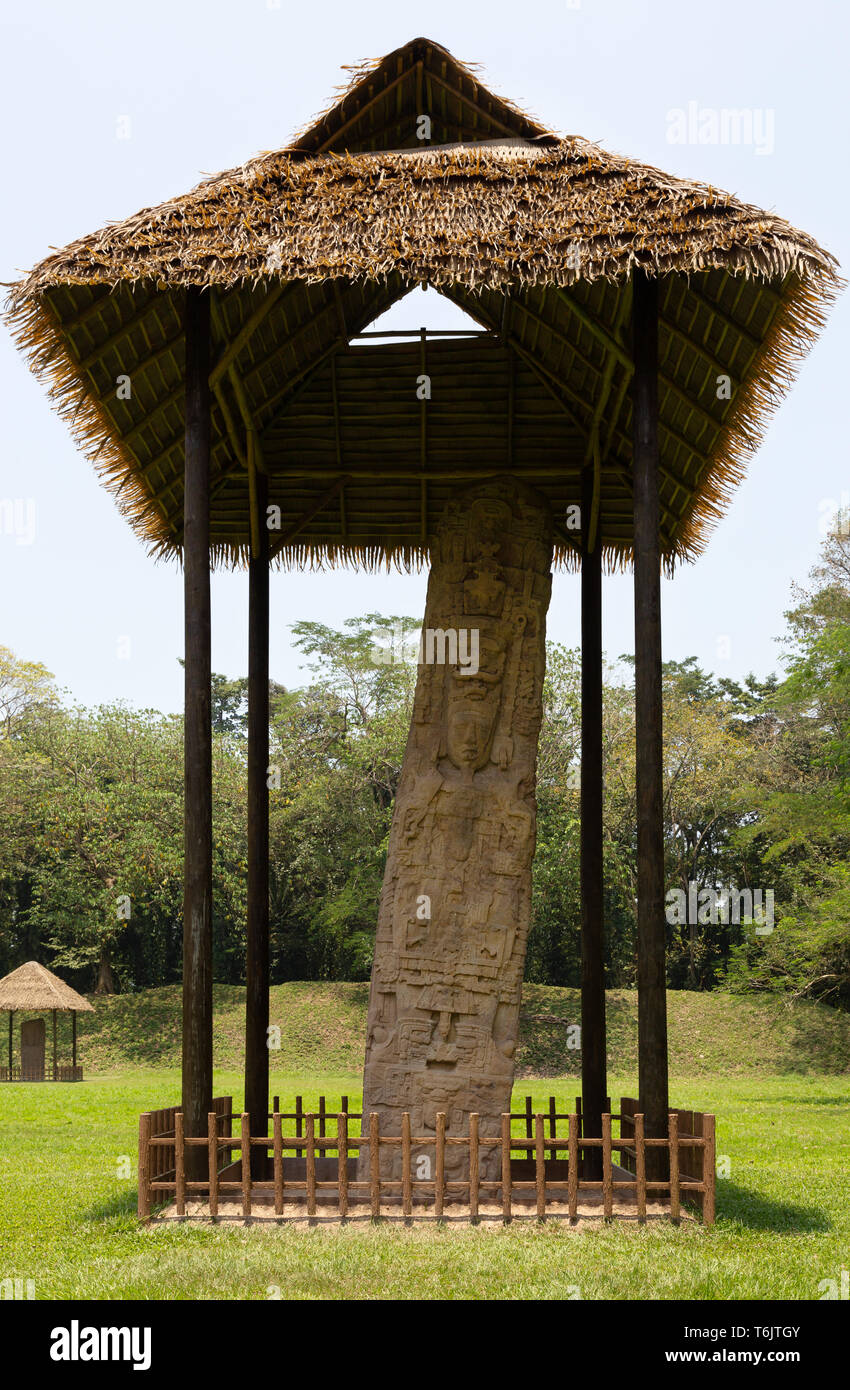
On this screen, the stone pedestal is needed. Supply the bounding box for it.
[360,478,554,1180]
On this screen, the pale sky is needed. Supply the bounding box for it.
[1,0,847,712]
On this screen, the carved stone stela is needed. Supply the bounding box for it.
[361,478,554,1179]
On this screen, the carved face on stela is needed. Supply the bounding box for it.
[443,625,509,773]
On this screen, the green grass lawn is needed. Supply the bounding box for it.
[1,1069,847,1300]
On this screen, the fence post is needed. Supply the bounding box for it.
[338,1112,348,1219]
[224,1096,233,1167]
[469,1113,479,1222]
[306,1113,317,1218]
[535,1113,546,1221]
[138,1112,151,1222]
[175,1110,186,1217]
[602,1112,613,1220]
[501,1113,512,1222]
[273,1108,284,1216]
[635,1113,647,1224]
[548,1096,557,1163]
[435,1112,445,1221]
[402,1113,412,1219]
[669,1111,680,1222]
[208,1111,219,1219]
[241,1113,252,1218]
[702,1113,716,1226]
[568,1112,578,1222]
[369,1113,380,1220]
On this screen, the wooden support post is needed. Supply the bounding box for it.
[581,464,607,1180]
[182,286,213,1182]
[138,1112,151,1221]
[8,1011,12,1078]
[548,1095,557,1162]
[632,269,670,1179]
[245,460,270,1178]
[52,1009,57,1081]
[72,1011,77,1074]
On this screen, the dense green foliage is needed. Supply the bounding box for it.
[1,524,848,1007]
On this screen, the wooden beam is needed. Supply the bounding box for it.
[580,464,606,1180]
[247,430,261,559]
[182,286,213,1182]
[72,1011,77,1072]
[313,64,414,153]
[209,282,287,389]
[245,465,270,1176]
[632,269,669,1178]
[269,476,351,557]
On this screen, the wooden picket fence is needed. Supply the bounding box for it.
[138,1094,715,1224]
[0,1064,83,1082]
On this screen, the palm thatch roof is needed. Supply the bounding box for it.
[4,37,841,572]
[0,961,94,1012]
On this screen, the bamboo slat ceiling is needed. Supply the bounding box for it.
[5,37,841,571]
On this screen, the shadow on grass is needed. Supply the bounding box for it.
[82,1188,141,1222]
[717,1179,830,1233]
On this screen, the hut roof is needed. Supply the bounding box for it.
[4,37,842,572]
[0,961,95,1013]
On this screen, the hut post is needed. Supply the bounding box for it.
[580,464,606,1179]
[245,447,270,1173]
[72,1011,77,1073]
[52,1008,57,1080]
[182,286,214,1178]
[631,269,670,1175]
[7,1011,12,1079]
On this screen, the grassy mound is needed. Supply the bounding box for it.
[61,982,850,1076]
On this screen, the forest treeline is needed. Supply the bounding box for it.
[1,523,848,1008]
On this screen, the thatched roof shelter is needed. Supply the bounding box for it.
[0,961,94,1013]
[5,37,840,572]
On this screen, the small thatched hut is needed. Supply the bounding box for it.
[0,961,93,1082]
